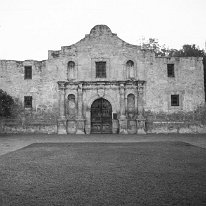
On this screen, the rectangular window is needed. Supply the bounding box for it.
[24,96,32,108]
[96,62,106,78]
[167,64,175,77]
[171,95,179,106]
[24,66,32,79]
[113,113,117,120]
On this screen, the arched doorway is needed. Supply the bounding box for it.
[91,98,112,134]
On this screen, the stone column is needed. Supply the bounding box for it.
[120,83,125,117]
[137,81,146,134]
[119,83,127,134]
[57,81,67,134]
[76,83,85,134]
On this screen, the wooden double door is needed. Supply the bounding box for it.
[91,98,112,134]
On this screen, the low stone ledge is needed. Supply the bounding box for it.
[146,121,206,134]
[0,121,57,134]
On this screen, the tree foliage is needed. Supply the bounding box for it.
[141,39,205,58]
[170,44,205,57]
[0,89,14,117]
[141,38,169,57]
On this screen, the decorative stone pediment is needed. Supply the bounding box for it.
[97,87,105,97]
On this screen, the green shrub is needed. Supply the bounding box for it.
[0,89,14,117]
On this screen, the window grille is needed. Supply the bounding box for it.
[96,62,106,78]
[24,66,32,79]
[24,96,32,108]
[167,64,175,77]
[113,113,117,120]
[171,95,179,106]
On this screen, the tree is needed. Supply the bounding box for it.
[141,38,170,57]
[0,89,14,117]
[170,44,205,57]
[140,39,205,58]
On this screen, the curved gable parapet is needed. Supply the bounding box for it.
[48,25,144,59]
[67,25,141,50]
[90,25,113,37]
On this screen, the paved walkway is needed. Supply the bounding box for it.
[0,133,206,156]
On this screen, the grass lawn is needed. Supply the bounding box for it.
[0,141,206,206]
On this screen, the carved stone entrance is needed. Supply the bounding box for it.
[91,98,112,134]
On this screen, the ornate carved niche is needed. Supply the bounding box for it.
[67,61,76,80]
[126,60,135,79]
[127,93,135,119]
[66,94,77,119]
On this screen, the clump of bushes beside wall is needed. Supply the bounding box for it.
[145,105,206,124]
[0,91,58,133]
[144,104,206,133]
[0,89,14,118]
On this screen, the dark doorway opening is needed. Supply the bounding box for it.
[91,98,112,134]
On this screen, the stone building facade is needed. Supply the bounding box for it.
[0,25,205,134]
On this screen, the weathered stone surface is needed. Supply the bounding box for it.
[0,25,205,134]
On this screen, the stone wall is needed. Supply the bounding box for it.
[145,106,206,133]
[0,118,57,134]
[0,25,205,134]
[0,59,59,129]
[145,56,205,112]
[0,60,44,102]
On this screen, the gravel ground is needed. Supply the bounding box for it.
[0,141,206,206]
[0,133,206,156]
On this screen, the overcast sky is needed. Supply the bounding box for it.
[0,0,206,60]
